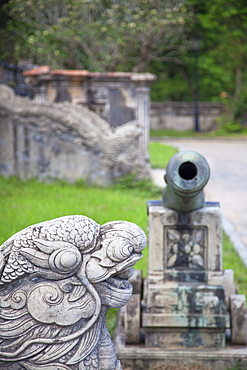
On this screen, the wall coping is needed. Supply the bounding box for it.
[151,101,224,107]
[23,66,156,82]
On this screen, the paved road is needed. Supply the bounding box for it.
[151,139,247,263]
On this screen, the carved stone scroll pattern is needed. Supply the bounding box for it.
[166,227,206,270]
[0,215,146,370]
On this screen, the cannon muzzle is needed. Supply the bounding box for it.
[162,151,210,212]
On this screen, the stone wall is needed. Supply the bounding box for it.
[150,102,225,132]
[0,85,150,185]
[23,67,156,160]
[23,67,223,134]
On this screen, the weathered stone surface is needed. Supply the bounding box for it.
[230,294,247,345]
[144,328,226,349]
[129,269,143,294]
[143,284,229,323]
[0,84,150,185]
[115,307,247,369]
[0,215,147,369]
[146,202,223,284]
[141,154,232,349]
[124,270,143,344]
[223,270,238,309]
[23,69,156,163]
[124,294,141,344]
[150,101,225,132]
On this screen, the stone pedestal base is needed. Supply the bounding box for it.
[142,281,230,349]
[144,328,226,349]
[115,308,247,370]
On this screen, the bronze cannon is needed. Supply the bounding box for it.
[162,150,210,212]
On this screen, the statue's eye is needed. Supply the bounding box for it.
[49,248,82,275]
[106,239,133,262]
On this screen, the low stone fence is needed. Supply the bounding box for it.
[23,66,156,161]
[150,102,225,132]
[0,85,150,185]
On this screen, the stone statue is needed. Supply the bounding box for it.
[0,215,146,369]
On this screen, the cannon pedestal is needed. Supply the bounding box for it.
[143,201,231,349]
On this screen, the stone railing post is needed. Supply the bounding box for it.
[135,84,151,161]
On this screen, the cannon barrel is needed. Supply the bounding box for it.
[162,150,210,212]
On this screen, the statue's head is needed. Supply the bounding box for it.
[0,215,146,369]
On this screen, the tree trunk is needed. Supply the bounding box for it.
[180,65,194,100]
[234,66,242,98]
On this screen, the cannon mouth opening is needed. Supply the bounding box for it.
[179,161,197,180]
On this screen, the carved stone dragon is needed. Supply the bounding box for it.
[0,84,150,184]
[0,215,146,369]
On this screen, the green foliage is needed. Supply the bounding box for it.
[214,114,243,134]
[1,0,189,72]
[188,0,247,100]
[221,121,243,134]
[2,0,247,105]
[153,0,247,103]
[232,88,247,123]
[226,366,242,370]
[150,62,193,102]
[150,0,247,103]
[214,87,247,133]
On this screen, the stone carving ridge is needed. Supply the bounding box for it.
[0,215,146,369]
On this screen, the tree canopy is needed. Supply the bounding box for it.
[1,0,247,106]
[0,0,189,72]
